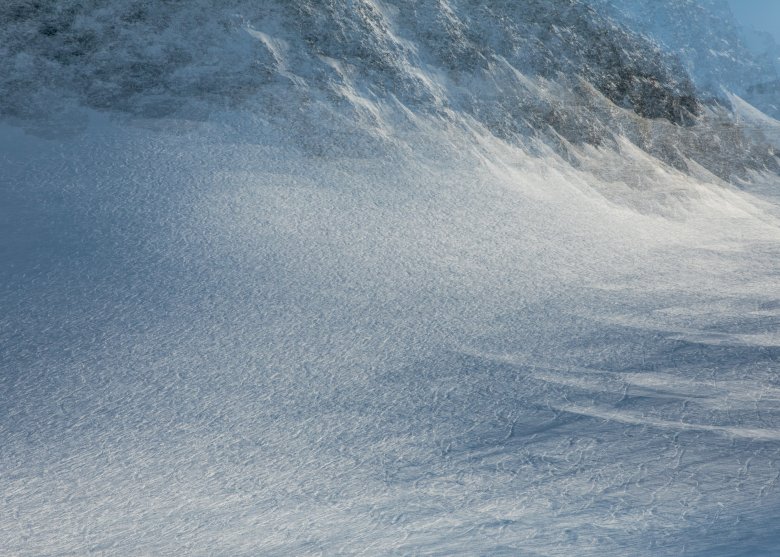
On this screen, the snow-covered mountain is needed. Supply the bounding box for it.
[2,1,780,555]
[5,0,778,179]
[592,0,780,118]
[2,0,698,121]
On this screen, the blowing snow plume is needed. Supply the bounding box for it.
[2,1,780,555]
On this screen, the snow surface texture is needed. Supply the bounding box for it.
[1,1,780,555]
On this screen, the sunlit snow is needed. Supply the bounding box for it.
[1,1,779,555]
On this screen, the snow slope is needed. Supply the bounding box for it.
[1,1,780,555]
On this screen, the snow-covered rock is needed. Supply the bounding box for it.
[592,0,780,118]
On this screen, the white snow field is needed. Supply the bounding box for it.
[1,1,780,555]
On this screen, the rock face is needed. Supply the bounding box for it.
[0,0,775,180]
[0,0,697,122]
[593,0,780,118]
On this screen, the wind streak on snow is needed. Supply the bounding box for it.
[1,108,779,556]
[556,404,780,441]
